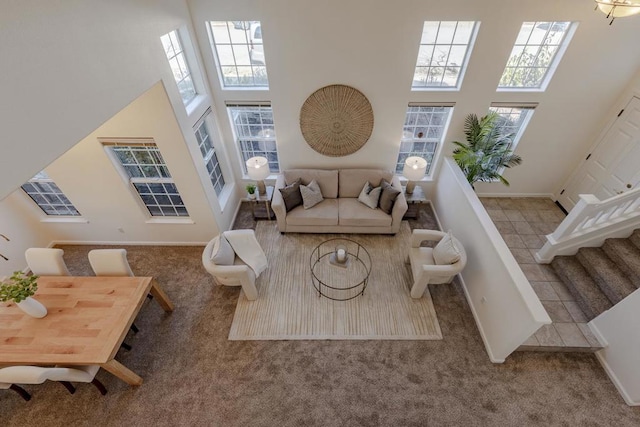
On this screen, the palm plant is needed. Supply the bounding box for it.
[452,112,522,188]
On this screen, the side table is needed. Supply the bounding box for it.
[403,185,427,219]
[244,185,274,220]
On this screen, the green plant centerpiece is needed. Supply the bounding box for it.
[0,271,39,303]
[452,112,522,189]
[245,183,257,198]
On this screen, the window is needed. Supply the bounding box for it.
[160,30,197,105]
[396,105,454,176]
[227,104,279,173]
[207,21,268,88]
[194,112,226,196]
[22,171,81,216]
[498,22,573,90]
[107,143,189,217]
[412,21,478,89]
[489,105,535,150]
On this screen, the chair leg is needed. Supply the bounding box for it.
[120,342,132,351]
[59,381,76,394]
[91,378,108,395]
[130,323,139,334]
[9,384,31,401]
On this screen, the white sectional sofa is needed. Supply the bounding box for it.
[271,169,408,234]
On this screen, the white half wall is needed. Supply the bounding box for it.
[432,158,551,362]
[591,289,640,406]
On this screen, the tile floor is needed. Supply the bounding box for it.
[479,197,602,351]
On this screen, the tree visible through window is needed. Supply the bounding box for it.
[499,22,572,89]
[107,143,189,217]
[412,21,478,89]
[21,171,81,216]
[227,105,279,173]
[194,113,226,196]
[160,30,197,105]
[396,105,454,176]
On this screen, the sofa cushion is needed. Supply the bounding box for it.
[300,179,324,209]
[338,169,394,198]
[283,169,338,198]
[379,179,401,214]
[338,198,393,227]
[279,178,303,212]
[286,199,339,226]
[357,182,382,209]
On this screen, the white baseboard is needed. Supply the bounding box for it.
[475,192,555,199]
[594,350,640,406]
[50,240,209,246]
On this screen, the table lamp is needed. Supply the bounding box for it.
[402,156,427,194]
[246,156,270,195]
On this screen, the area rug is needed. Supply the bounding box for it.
[228,221,442,340]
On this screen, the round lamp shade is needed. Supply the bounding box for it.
[596,1,640,17]
[403,156,427,181]
[246,156,270,180]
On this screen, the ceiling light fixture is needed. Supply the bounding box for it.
[595,0,640,24]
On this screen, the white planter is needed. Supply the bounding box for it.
[248,193,256,200]
[17,297,47,318]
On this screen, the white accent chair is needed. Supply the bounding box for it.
[408,229,467,299]
[0,365,106,399]
[202,230,264,301]
[88,249,134,276]
[88,248,141,336]
[25,248,70,276]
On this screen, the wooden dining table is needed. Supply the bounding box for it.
[0,276,174,386]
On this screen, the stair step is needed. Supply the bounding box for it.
[602,238,640,288]
[576,247,637,304]
[629,229,640,251]
[551,256,612,320]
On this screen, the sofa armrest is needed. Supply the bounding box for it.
[390,176,408,233]
[271,174,287,232]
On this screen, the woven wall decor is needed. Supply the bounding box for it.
[300,84,374,157]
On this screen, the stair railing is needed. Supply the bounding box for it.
[536,188,640,263]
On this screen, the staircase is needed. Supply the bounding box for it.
[551,229,640,322]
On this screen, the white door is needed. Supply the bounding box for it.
[558,96,640,211]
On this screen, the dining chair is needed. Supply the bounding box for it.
[0,365,107,398]
[25,248,70,276]
[88,249,141,335]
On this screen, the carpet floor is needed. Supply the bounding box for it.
[1,203,639,426]
[230,222,441,340]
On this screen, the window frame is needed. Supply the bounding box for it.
[412,21,479,91]
[226,103,279,174]
[194,109,226,196]
[206,21,269,89]
[21,171,82,217]
[160,29,198,106]
[497,21,576,92]
[102,139,190,219]
[396,103,455,179]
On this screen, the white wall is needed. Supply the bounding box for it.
[433,158,551,362]
[591,288,640,406]
[188,0,640,197]
[0,194,56,277]
[22,83,220,246]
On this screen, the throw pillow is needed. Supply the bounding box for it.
[300,179,324,209]
[279,178,303,212]
[357,181,382,209]
[432,230,462,265]
[378,179,401,214]
[210,234,235,265]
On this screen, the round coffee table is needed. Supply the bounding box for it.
[309,238,372,301]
